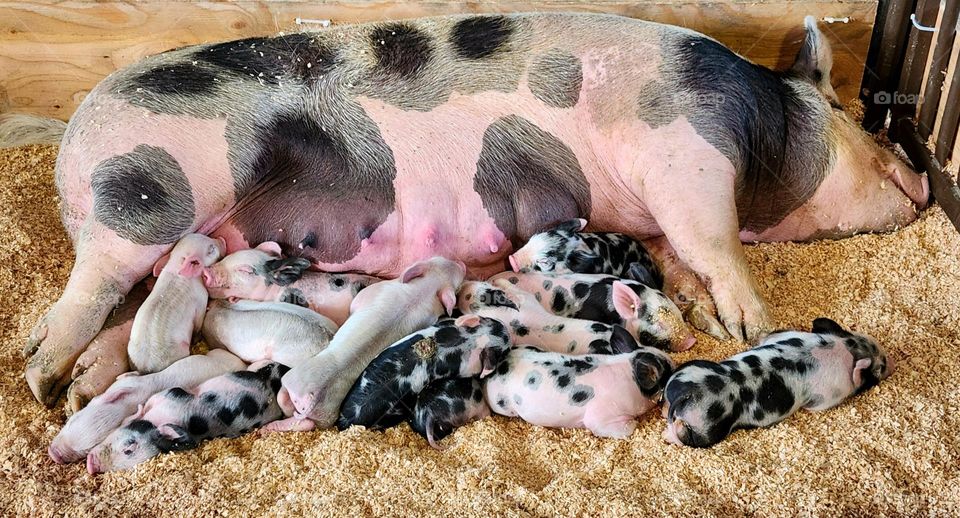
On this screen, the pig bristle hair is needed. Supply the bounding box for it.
[0,113,67,148]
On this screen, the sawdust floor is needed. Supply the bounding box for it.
[0,145,958,517]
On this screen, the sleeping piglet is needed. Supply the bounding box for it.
[203,242,381,326]
[273,257,466,431]
[128,234,226,373]
[484,344,674,438]
[86,361,288,474]
[662,318,894,448]
[488,271,694,351]
[409,377,490,449]
[457,279,640,355]
[48,349,245,464]
[201,299,338,366]
[336,314,509,431]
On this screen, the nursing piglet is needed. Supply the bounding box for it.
[409,377,490,449]
[337,315,509,430]
[128,234,226,373]
[457,280,640,355]
[489,271,694,351]
[203,242,380,326]
[662,318,893,448]
[509,219,661,287]
[275,257,466,430]
[48,349,245,464]
[202,299,338,365]
[86,361,288,473]
[484,345,674,438]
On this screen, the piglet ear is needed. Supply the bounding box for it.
[264,257,310,286]
[479,348,502,378]
[812,317,847,335]
[454,314,482,328]
[101,388,132,405]
[626,263,658,288]
[178,256,204,278]
[255,241,282,257]
[438,287,457,316]
[401,262,428,283]
[156,424,197,452]
[611,282,642,320]
[633,359,662,391]
[554,218,587,233]
[852,358,872,388]
[152,254,171,277]
[610,325,639,354]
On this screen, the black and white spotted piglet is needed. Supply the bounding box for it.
[85,361,288,473]
[508,218,661,287]
[409,377,490,449]
[336,315,510,431]
[662,318,894,448]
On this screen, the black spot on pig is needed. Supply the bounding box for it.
[727,368,746,384]
[663,34,831,232]
[707,401,726,420]
[451,16,515,59]
[757,373,795,415]
[216,406,237,426]
[229,110,396,263]
[590,323,607,334]
[739,386,755,403]
[528,49,583,108]
[474,115,591,246]
[551,291,569,313]
[91,144,195,246]
[131,63,218,97]
[753,408,765,421]
[195,34,336,84]
[238,394,261,419]
[526,371,542,389]
[127,420,156,434]
[704,375,725,394]
[166,387,193,400]
[187,415,209,436]
[570,386,594,406]
[781,338,806,348]
[263,257,310,286]
[741,355,763,375]
[370,23,433,77]
[202,393,218,404]
[556,374,571,389]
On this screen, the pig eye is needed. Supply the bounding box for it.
[238,266,255,275]
[536,258,555,271]
[123,448,135,456]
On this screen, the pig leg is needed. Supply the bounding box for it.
[23,222,169,406]
[260,417,317,433]
[640,155,771,342]
[64,280,151,415]
[642,236,729,340]
[582,409,638,439]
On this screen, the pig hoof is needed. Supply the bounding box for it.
[24,358,73,408]
[22,322,48,357]
[65,384,92,416]
[685,304,730,341]
[715,296,771,343]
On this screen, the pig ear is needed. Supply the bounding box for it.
[156,424,197,452]
[610,325,640,354]
[454,314,482,328]
[438,287,457,316]
[101,388,132,405]
[264,257,310,286]
[479,347,504,378]
[152,254,171,277]
[811,317,848,336]
[255,241,282,257]
[178,256,204,278]
[553,218,588,233]
[401,262,428,283]
[852,358,872,388]
[626,263,658,288]
[633,357,663,392]
[789,16,840,106]
[611,282,642,320]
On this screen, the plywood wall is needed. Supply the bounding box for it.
[0,1,878,120]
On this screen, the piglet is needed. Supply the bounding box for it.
[337,314,509,430]
[484,344,674,438]
[128,234,226,373]
[86,361,288,473]
[457,280,640,355]
[202,299,338,366]
[662,318,894,448]
[48,349,245,464]
[489,271,694,351]
[273,257,466,431]
[509,219,661,287]
[203,242,381,326]
[409,377,490,449]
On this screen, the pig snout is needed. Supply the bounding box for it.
[85,452,103,474]
[277,387,295,416]
[48,443,79,464]
[508,255,520,273]
[674,329,697,352]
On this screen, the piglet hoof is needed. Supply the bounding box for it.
[685,304,730,341]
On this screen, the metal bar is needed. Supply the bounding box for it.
[918,0,960,139]
[935,17,960,162]
[895,117,960,232]
[892,0,940,123]
[862,0,917,133]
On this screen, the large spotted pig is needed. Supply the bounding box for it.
[458,279,640,354]
[508,218,661,287]
[85,361,288,473]
[22,14,928,406]
[489,271,693,351]
[49,349,245,464]
[662,318,893,448]
[337,314,509,430]
[409,377,490,449]
[274,257,465,431]
[203,243,381,325]
[484,345,674,438]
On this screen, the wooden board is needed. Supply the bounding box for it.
[0,0,878,120]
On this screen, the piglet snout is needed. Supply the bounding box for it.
[48,444,71,465]
[85,453,101,475]
[676,333,697,352]
[508,255,520,273]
